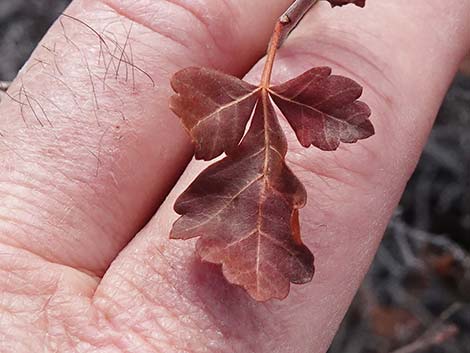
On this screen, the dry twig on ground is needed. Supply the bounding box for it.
[390,304,462,353]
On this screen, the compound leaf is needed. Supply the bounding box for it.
[169,5,373,301]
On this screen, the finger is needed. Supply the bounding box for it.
[93,0,470,352]
[0,0,294,275]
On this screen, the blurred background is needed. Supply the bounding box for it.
[0,1,469,352]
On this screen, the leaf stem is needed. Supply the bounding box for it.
[260,0,320,88]
[260,22,283,88]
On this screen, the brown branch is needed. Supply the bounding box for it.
[390,325,458,353]
[390,303,462,353]
[278,0,321,47]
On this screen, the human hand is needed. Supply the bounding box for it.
[0,0,469,352]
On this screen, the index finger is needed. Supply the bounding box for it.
[0,0,294,276]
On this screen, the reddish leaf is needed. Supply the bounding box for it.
[326,0,366,7]
[170,50,373,300]
[170,67,260,161]
[171,97,314,301]
[270,67,374,150]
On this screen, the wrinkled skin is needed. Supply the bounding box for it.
[0,0,469,352]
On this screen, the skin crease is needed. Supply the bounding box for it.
[0,0,469,352]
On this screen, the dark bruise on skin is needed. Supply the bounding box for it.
[169,0,372,301]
